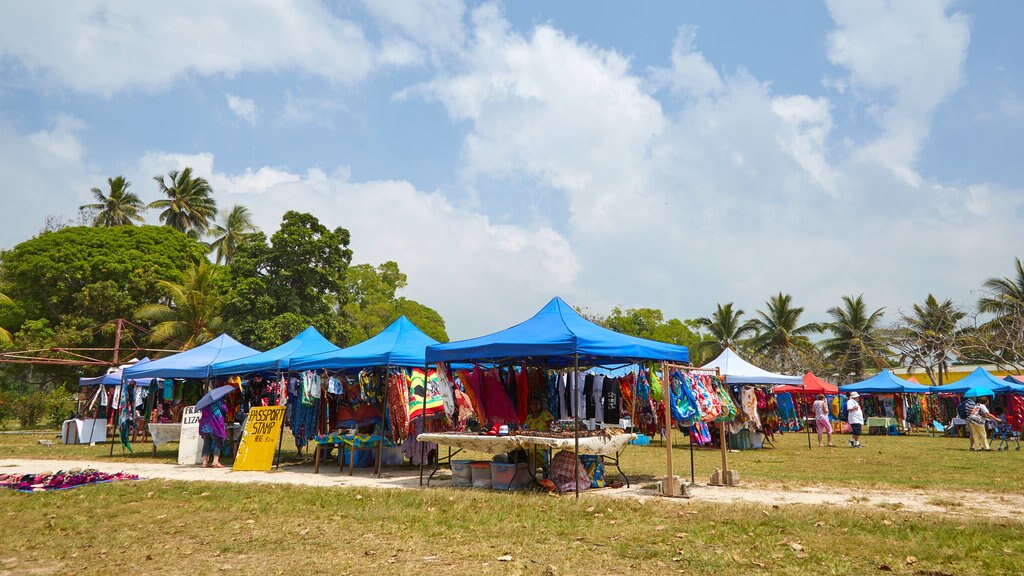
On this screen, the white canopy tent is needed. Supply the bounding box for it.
[700,348,803,386]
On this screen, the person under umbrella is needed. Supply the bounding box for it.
[197,384,235,468]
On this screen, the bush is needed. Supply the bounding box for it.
[15,392,47,428]
[0,391,14,430]
[44,388,77,428]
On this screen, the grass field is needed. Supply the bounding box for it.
[2,478,1023,576]
[5,428,1021,494]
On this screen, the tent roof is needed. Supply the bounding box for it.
[209,326,340,375]
[700,348,802,385]
[840,370,933,394]
[123,335,259,380]
[776,371,839,394]
[79,358,152,386]
[931,367,1024,394]
[424,297,689,366]
[291,316,438,370]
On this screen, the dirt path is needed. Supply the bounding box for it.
[3,457,1021,521]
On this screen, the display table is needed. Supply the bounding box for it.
[865,417,898,435]
[61,419,106,444]
[312,433,396,476]
[418,431,636,488]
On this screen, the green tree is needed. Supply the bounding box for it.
[0,225,206,377]
[978,257,1024,317]
[340,262,448,344]
[890,295,965,385]
[0,291,12,346]
[80,176,146,227]
[693,302,756,362]
[601,306,706,348]
[225,211,353,349]
[209,204,257,265]
[135,261,231,349]
[149,167,217,238]
[965,258,1024,372]
[821,295,889,381]
[747,293,821,372]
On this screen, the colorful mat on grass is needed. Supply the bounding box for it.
[0,469,139,493]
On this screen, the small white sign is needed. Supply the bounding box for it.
[177,405,204,465]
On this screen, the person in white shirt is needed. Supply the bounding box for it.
[847,391,864,448]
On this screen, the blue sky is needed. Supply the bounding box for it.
[0,0,1022,339]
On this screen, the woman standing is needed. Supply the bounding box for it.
[813,394,834,447]
[199,399,227,468]
[968,396,1000,451]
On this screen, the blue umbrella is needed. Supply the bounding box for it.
[195,384,237,411]
[964,386,996,398]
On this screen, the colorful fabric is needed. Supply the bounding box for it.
[199,400,227,439]
[579,455,606,488]
[740,387,761,428]
[1,469,138,493]
[668,371,699,423]
[386,369,410,440]
[407,368,445,424]
[480,368,520,425]
[550,450,591,494]
[524,410,554,432]
[712,378,737,423]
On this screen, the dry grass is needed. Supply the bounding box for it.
[2,479,1023,576]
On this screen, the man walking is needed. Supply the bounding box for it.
[847,391,864,448]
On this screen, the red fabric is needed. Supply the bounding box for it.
[776,372,839,395]
[516,366,529,424]
[550,450,590,493]
[1007,394,1024,433]
[481,368,519,425]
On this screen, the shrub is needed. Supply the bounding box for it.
[15,392,47,428]
[44,388,77,428]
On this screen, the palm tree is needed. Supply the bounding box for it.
[135,261,231,349]
[0,291,12,346]
[209,205,257,265]
[149,167,217,238]
[692,302,756,362]
[899,294,965,384]
[978,258,1024,317]
[747,292,821,372]
[821,294,889,381]
[79,176,146,226]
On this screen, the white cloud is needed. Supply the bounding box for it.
[360,0,467,60]
[225,94,258,125]
[826,0,971,186]
[279,91,344,127]
[0,114,99,247]
[130,151,579,337]
[647,25,723,98]
[0,1,381,95]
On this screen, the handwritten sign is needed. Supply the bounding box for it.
[177,405,203,465]
[233,406,286,471]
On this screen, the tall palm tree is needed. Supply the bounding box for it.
[821,294,889,380]
[149,167,217,238]
[978,258,1024,317]
[0,291,12,346]
[899,294,965,385]
[209,205,257,265]
[747,292,821,372]
[79,176,146,226]
[135,261,230,349]
[693,302,756,361]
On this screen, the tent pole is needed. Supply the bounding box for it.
[273,370,285,469]
[419,365,427,487]
[662,362,674,496]
[804,382,812,450]
[573,352,580,499]
[376,368,385,478]
[717,368,728,482]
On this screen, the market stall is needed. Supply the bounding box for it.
[840,370,933,435]
[289,316,439,476]
[425,296,689,496]
[75,358,153,445]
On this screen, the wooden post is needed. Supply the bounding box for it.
[662,362,674,496]
[717,368,728,479]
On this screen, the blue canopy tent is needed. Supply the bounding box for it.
[932,367,1024,394]
[840,370,933,394]
[209,326,340,376]
[287,316,439,476]
[425,297,689,366]
[123,335,259,380]
[425,296,689,496]
[290,316,436,371]
[79,358,152,386]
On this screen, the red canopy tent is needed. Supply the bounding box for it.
[775,372,839,395]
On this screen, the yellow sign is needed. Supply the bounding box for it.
[233,406,286,471]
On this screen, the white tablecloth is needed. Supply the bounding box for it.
[148,423,183,447]
[60,419,106,444]
[418,432,636,456]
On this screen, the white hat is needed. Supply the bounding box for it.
[848,391,860,399]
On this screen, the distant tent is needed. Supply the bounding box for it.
[840,370,932,394]
[210,326,340,375]
[291,316,437,370]
[700,348,802,386]
[79,358,152,386]
[932,367,1024,394]
[123,335,259,380]
[775,372,838,395]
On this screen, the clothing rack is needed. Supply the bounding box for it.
[661,363,721,496]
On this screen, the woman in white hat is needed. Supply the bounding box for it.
[846,392,864,448]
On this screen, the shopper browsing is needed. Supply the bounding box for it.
[847,392,864,448]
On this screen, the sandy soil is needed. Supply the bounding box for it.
[3,457,1022,521]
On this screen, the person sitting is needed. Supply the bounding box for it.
[524,398,553,432]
